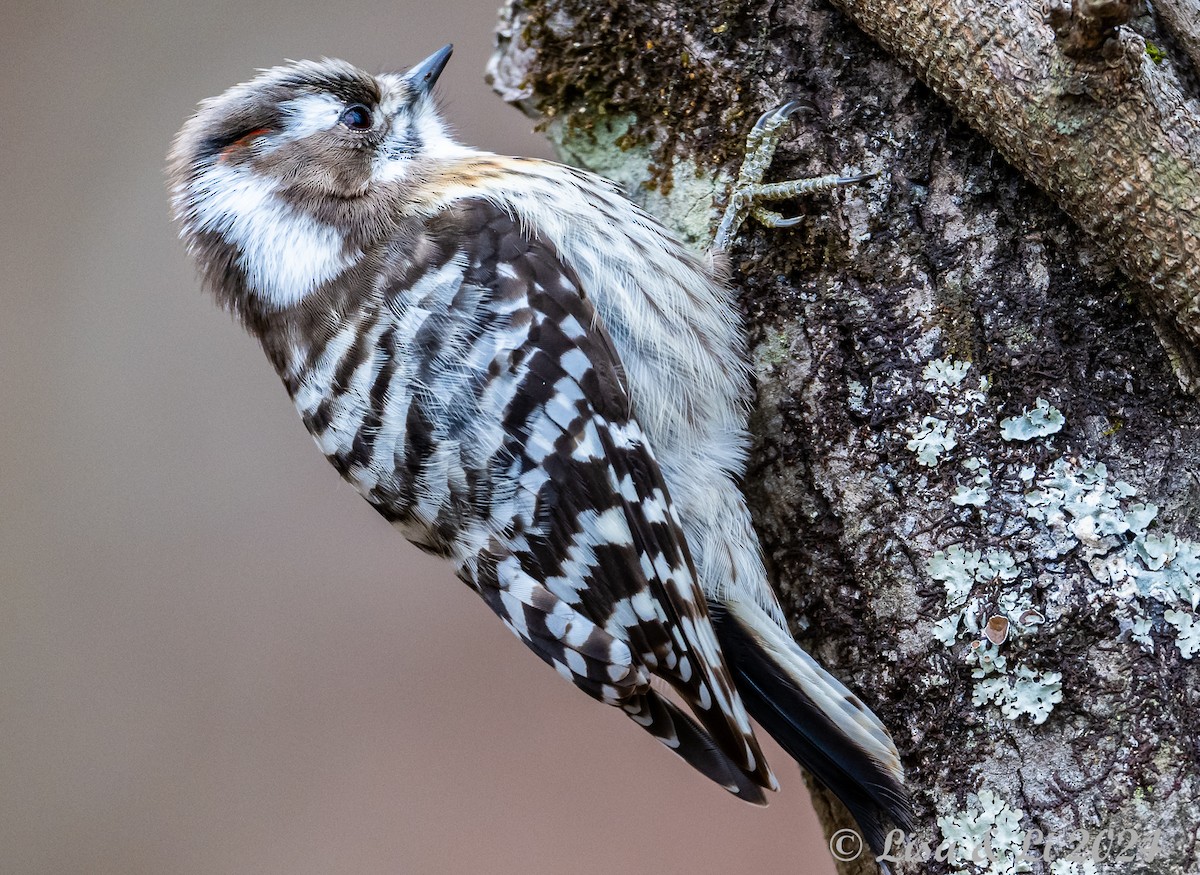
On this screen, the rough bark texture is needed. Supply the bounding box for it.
[488,1,1200,873]
[822,0,1200,391]
[1155,0,1200,74]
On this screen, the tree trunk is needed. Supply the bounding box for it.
[488,1,1200,873]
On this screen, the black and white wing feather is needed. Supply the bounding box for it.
[304,198,777,800]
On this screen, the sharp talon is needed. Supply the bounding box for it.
[751,206,806,229]
[753,99,805,131]
[775,99,806,121]
[838,170,879,185]
[751,109,778,132]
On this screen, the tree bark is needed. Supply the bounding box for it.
[489,1,1200,873]
[1155,0,1200,73]
[824,0,1200,389]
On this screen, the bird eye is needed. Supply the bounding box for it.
[339,104,373,131]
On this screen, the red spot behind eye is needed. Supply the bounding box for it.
[219,127,270,161]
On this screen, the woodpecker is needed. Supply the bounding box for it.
[169,44,911,853]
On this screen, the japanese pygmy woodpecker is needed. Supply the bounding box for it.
[168,44,911,854]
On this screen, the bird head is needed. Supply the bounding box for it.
[168,46,460,313]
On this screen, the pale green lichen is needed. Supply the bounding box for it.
[912,357,1196,731]
[999,398,1064,441]
[923,356,973,390]
[1135,532,1177,570]
[929,544,989,608]
[908,416,958,467]
[915,367,1066,724]
[927,543,1059,722]
[937,788,1029,875]
[928,546,1021,617]
[1024,457,1200,660]
[933,614,962,647]
[953,458,993,508]
[969,644,1063,725]
[952,485,990,506]
[1165,609,1200,659]
[979,549,1020,583]
[906,359,993,468]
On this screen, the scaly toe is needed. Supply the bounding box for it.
[714,101,876,251]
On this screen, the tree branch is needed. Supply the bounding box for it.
[822,0,1200,388]
[1154,0,1200,73]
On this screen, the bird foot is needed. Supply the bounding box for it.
[712,101,876,251]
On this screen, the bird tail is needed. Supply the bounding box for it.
[711,598,912,855]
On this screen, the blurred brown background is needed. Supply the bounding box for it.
[0,1,833,872]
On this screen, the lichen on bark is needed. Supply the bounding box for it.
[490,1,1200,871]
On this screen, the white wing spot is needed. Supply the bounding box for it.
[559,348,592,381]
[592,507,633,546]
[678,655,693,683]
[564,649,588,678]
[630,590,657,622]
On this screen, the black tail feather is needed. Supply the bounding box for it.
[713,606,912,855]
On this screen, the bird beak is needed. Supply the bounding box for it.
[405,45,452,96]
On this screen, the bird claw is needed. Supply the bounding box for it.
[750,99,807,133]
[836,170,880,186]
[712,100,875,252]
[755,211,804,229]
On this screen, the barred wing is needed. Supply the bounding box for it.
[397,198,777,799]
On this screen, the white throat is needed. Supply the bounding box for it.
[188,162,359,308]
